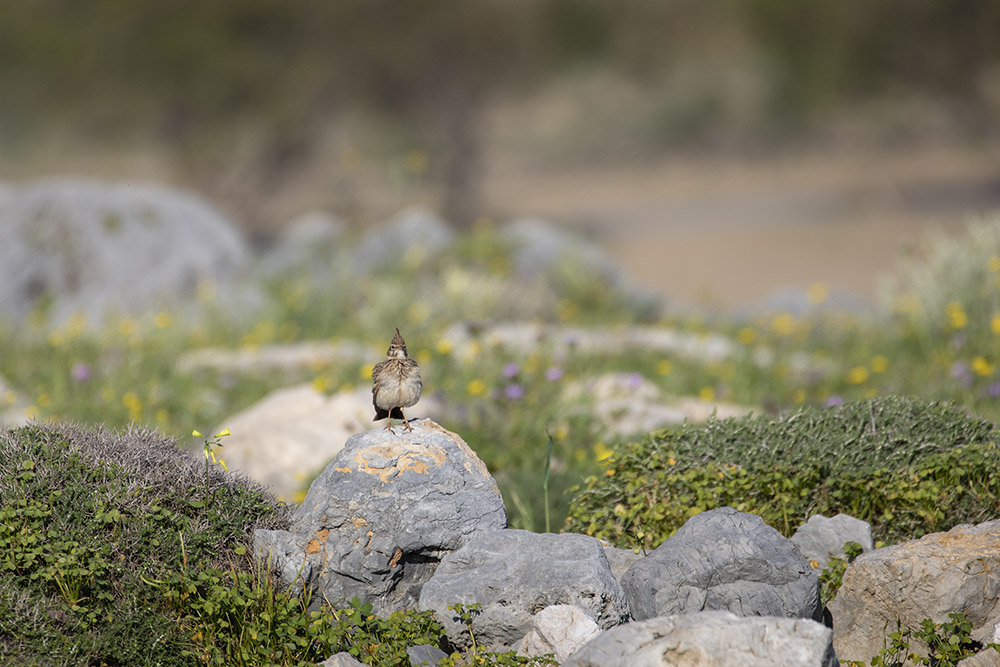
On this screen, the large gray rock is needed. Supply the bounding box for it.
[0,178,259,328]
[254,419,506,615]
[562,611,838,667]
[829,519,1000,664]
[790,513,874,569]
[500,217,624,286]
[418,529,631,651]
[211,384,441,501]
[621,507,821,622]
[516,605,603,663]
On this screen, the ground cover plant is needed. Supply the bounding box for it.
[566,396,1000,549]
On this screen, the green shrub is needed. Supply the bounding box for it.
[565,396,999,548]
[0,422,287,666]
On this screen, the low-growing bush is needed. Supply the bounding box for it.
[566,396,999,549]
[0,422,288,666]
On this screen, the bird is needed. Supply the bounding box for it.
[371,328,422,432]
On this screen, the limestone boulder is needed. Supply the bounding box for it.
[621,507,821,622]
[790,513,874,570]
[562,611,838,667]
[829,519,1000,663]
[0,178,260,328]
[254,420,506,615]
[418,529,630,651]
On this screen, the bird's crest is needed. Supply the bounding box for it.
[387,328,407,357]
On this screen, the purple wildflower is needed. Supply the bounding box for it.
[824,395,844,408]
[502,363,520,379]
[950,361,973,388]
[504,384,526,400]
[71,362,91,383]
[627,373,643,390]
[986,382,1000,398]
[545,367,563,382]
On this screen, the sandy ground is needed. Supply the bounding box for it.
[484,146,1000,308]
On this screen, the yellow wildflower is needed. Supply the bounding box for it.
[971,357,995,377]
[737,327,757,345]
[359,363,375,380]
[771,313,796,337]
[593,442,614,462]
[656,359,673,376]
[988,256,1000,272]
[946,302,968,329]
[154,311,172,329]
[991,313,1000,335]
[847,366,870,384]
[807,282,828,306]
[435,339,453,356]
[466,379,487,396]
[870,356,889,374]
[699,386,716,402]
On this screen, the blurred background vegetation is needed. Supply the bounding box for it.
[3,0,999,239]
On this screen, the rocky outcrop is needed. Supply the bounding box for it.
[562,611,838,667]
[417,529,630,651]
[791,513,874,569]
[254,419,506,615]
[621,507,822,622]
[829,519,1000,663]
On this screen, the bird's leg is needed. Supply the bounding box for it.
[400,409,414,432]
[384,415,396,433]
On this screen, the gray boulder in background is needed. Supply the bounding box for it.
[0,178,260,328]
[829,519,1000,663]
[417,529,631,651]
[259,210,347,279]
[621,507,821,622]
[790,513,874,569]
[351,207,454,273]
[500,217,624,286]
[562,611,838,667]
[254,419,506,615]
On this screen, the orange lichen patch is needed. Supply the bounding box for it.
[306,528,330,554]
[334,467,352,473]
[354,442,448,482]
[352,517,368,529]
[389,547,403,568]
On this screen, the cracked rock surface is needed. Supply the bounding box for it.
[254,419,506,614]
[562,611,837,667]
[621,507,821,622]
[418,529,631,650]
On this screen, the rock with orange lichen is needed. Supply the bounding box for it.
[253,418,506,614]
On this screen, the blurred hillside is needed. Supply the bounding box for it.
[2,0,1000,304]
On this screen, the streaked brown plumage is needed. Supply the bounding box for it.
[371,328,422,432]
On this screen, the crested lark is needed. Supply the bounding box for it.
[371,328,422,432]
